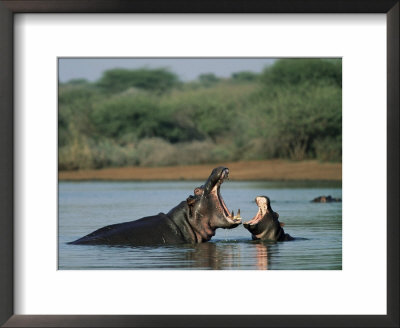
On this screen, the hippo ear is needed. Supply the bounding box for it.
[186,195,196,206]
[280,222,285,227]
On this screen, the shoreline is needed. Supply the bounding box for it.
[58,160,342,181]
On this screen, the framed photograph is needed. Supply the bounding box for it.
[58,56,343,272]
[1,1,398,327]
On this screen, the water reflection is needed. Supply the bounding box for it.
[181,241,271,270]
[185,242,235,269]
[255,243,269,270]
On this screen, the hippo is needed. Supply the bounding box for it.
[68,167,241,246]
[311,195,342,203]
[243,196,293,242]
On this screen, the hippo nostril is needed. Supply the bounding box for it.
[222,168,229,179]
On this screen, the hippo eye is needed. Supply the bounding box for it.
[194,188,204,196]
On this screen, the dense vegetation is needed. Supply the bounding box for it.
[59,59,342,170]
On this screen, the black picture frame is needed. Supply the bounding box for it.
[0,1,398,327]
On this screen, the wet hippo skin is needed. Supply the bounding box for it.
[243,196,294,242]
[311,195,341,203]
[69,167,241,246]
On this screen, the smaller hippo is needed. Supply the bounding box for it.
[311,195,341,203]
[243,196,293,242]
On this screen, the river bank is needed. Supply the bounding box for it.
[58,160,341,181]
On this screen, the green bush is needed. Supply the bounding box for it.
[162,83,255,142]
[90,93,202,143]
[252,83,342,160]
[314,136,342,162]
[58,85,101,147]
[58,59,342,170]
[90,94,158,139]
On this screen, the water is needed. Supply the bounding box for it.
[59,180,342,270]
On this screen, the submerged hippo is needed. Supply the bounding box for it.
[69,167,241,246]
[243,196,293,242]
[311,195,342,203]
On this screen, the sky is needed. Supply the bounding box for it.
[58,58,276,83]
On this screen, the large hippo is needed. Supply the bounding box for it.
[69,167,241,246]
[243,196,293,242]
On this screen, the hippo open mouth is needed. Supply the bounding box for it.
[210,168,242,227]
[243,195,294,241]
[244,196,267,227]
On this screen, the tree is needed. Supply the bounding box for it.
[198,73,219,86]
[261,58,342,88]
[97,68,179,94]
[231,71,258,82]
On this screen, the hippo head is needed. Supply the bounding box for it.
[186,167,242,242]
[243,196,281,241]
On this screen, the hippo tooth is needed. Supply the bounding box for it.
[231,210,234,218]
